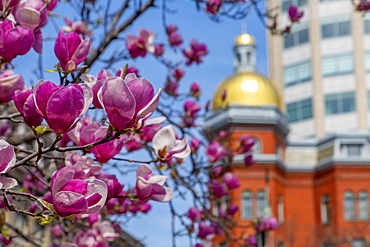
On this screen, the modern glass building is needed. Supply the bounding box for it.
[267,0,370,140]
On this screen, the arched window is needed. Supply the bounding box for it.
[277,195,284,223]
[257,190,266,217]
[344,191,355,220]
[252,137,262,154]
[242,190,253,219]
[358,191,368,220]
[352,239,366,247]
[246,51,251,63]
[321,195,330,224]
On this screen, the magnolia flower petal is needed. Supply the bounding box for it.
[0,140,16,174]
[54,191,88,217]
[152,125,177,154]
[84,178,108,214]
[148,175,167,186]
[136,177,152,201]
[51,166,76,196]
[136,164,153,179]
[150,185,173,202]
[0,177,18,189]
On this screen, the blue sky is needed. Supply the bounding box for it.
[12,1,268,246]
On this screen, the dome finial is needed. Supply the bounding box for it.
[241,22,247,34]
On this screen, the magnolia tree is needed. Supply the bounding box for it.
[0,0,311,246]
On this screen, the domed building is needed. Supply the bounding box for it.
[205,33,370,247]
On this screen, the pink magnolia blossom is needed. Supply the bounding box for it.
[123,133,142,152]
[62,17,93,36]
[54,31,91,73]
[239,135,255,153]
[244,154,255,167]
[0,20,35,62]
[164,79,179,97]
[80,70,113,109]
[152,125,191,162]
[197,221,217,239]
[0,140,18,189]
[154,44,164,56]
[168,32,183,47]
[206,141,226,163]
[33,80,93,134]
[135,164,173,202]
[190,138,201,153]
[95,172,124,200]
[90,126,124,163]
[166,25,178,34]
[256,216,279,231]
[51,224,64,238]
[68,115,102,146]
[0,70,24,103]
[206,0,222,14]
[186,206,203,222]
[288,5,304,23]
[190,82,201,98]
[98,74,160,131]
[182,40,208,66]
[0,0,19,10]
[126,29,155,58]
[139,117,165,142]
[126,66,140,77]
[74,219,119,247]
[245,236,257,246]
[14,0,48,30]
[208,179,227,198]
[172,67,185,80]
[222,172,240,189]
[181,99,201,127]
[227,204,238,216]
[65,152,101,179]
[50,166,107,217]
[13,89,43,127]
[0,120,11,137]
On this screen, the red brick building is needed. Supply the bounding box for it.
[205,33,370,247]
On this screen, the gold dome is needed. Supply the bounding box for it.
[212,72,284,111]
[235,33,255,46]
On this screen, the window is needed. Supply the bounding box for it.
[287,98,313,123]
[341,144,363,157]
[284,61,311,86]
[352,239,366,247]
[322,54,354,77]
[365,53,370,72]
[281,0,307,12]
[251,137,262,154]
[321,195,331,224]
[358,191,369,220]
[321,20,351,38]
[364,20,370,34]
[257,190,266,217]
[242,190,253,219]
[344,191,355,220]
[325,92,356,115]
[284,28,309,49]
[278,195,284,223]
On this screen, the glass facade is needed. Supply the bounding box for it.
[321,20,351,39]
[325,92,356,115]
[284,28,309,49]
[284,61,311,86]
[287,98,313,123]
[322,54,354,77]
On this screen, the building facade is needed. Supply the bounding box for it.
[267,0,370,140]
[207,32,370,247]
